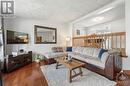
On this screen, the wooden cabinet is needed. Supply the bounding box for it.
[4,51,32,72]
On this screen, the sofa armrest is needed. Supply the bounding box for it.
[105,53,122,80]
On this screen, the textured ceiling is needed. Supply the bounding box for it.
[14,0,116,23]
[74,2,125,27]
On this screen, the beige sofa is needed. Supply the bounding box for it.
[68,47,107,69]
[44,46,122,80]
[44,47,70,64]
[68,47,122,80]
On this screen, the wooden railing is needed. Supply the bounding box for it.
[73,32,127,57]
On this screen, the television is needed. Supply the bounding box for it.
[7,30,29,44]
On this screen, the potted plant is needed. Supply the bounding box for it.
[34,54,41,63]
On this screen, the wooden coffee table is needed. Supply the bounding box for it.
[55,57,85,83]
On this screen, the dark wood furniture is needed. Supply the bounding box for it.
[55,57,85,83]
[4,51,32,72]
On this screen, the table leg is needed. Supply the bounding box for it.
[69,70,72,83]
[79,67,83,76]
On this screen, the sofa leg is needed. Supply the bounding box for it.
[56,62,59,69]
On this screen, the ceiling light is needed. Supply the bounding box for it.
[97,7,114,14]
[92,17,104,22]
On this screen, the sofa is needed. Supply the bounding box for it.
[44,47,71,64]
[44,46,122,80]
[68,47,122,80]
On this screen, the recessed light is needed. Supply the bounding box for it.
[92,17,104,22]
[97,7,114,14]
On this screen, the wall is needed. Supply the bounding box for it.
[85,18,125,34]
[4,18,70,55]
[72,27,87,37]
[73,18,125,36]
[123,0,130,70]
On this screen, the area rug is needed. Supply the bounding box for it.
[40,64,116,86]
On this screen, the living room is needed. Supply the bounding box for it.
[0,0,130,86]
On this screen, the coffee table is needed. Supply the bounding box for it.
[55,57,85,83]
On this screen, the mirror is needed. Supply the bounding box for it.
[34,25,57,44]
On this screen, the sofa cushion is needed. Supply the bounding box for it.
[69,53,86,61]
[101,52,109,64]
[82,47,89,55]
[52,47,59,52]
[73,47,84,54]
[72,47,79,53]
[52,47,64,52]
[78,47,84,54]
[82,47,94,56]
[58,47,64,52]
[69,52,105,69]
[92,48,101,58]
[44,52,67,59]
[98,48,108,59]
[85,57,105,69]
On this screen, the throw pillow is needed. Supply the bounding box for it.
[93,48,101,58]
[66,47,72,52]
[101,52,109,64]
[98,48,108,59]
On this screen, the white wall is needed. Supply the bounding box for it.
[72,27,87,37]
[85,18,125,34]
[123,0,130,70]
[4,18,70,55]
[72,18,125,36]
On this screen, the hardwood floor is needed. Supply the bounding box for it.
[3,61,130,86]
[3,62,48,86]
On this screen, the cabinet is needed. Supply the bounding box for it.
[4,51,32,72]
